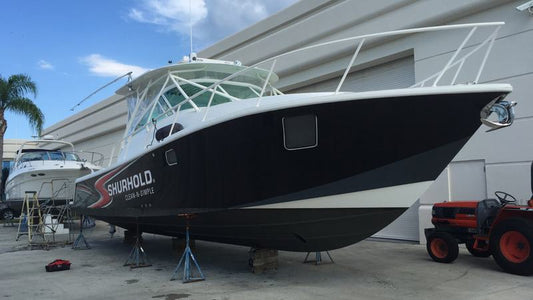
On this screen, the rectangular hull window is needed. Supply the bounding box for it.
[282,114,318,150]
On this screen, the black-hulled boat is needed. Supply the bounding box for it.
[73,23,516,251]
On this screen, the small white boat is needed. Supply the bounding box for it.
[5,139,103,213]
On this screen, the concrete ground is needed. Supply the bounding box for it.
[1,221,532,300]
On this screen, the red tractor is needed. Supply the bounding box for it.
[425,191,533,275]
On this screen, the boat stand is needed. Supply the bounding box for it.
[72,215,91,250]
[303,251,334,265]
[3,215,15,227]
[82,215,96,228]
[124,222,151,268]
[109,224,116,238]
[171,214,205,283]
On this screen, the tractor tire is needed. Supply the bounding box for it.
[466,239,491,258]
[427,231,459,263]
[489,218,533,276]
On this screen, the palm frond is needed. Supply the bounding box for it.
[7,74,37,102]
[6,97,45,134]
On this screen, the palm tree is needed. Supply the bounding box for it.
[0,74,44,191]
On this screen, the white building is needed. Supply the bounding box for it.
[41,0,533,243]
[2,139,28,162]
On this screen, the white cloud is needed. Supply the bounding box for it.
[80,54,149,78]
[38,59,54,70]
[128,0,208,34]
[127,0,298,49]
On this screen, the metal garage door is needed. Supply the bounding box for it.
[374,200,420,241]
[289,55,415,93]
[291,55,418,241]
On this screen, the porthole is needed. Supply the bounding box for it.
[165,149,177,166]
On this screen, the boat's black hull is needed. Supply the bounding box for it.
[74,90,508,251]
[95,208,406,251]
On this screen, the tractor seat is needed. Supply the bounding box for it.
[476,199,501,232]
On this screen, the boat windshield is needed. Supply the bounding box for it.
[129,82,262,133]
[124,62,278,136]
[18,151,81,163]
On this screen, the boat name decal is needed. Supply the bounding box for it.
[88,163,129,209]
[107,170,153,197]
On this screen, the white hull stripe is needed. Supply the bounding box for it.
[243,181,433,209]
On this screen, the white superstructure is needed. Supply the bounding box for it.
[5,139,103,208]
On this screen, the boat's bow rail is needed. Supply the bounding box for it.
[112,22,511,164]
[70,151,105,167]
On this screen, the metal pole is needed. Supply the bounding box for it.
[336,39,365,94]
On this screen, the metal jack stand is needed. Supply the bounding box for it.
[72,215,91,250]
[109,224,116,238]
[82,216,95,228]
[3,215,15,227]
[304,251,334,265]
[124,222,151,268]
[171,214,205,283]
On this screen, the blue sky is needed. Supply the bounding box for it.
[0,0,297,139]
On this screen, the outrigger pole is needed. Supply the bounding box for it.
[70,71,133,111]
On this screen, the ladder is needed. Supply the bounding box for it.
[16,191,47,247]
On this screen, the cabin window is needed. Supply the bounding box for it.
[65,153,80,161]
[151,102,164,121]
[282,114,318,150]
[19,152,47,162]
[151,97,172,121]
[220,84,260,99]
[126,94,137,122]
[177,83,230,111]
[161,84,231,112]
[164,88,183,107]
[129,77,166,133]
[49,152,64,160]
[134,109,151,131]
[165,149,177,166]
[127,75,268,135]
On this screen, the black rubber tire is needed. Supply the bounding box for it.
[427,231,459,263]
[466,239,491,257]
[1,208,15,220]
[489,218,533,276]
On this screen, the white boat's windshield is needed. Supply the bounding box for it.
[13,139,105,168]
[18,151,81,163]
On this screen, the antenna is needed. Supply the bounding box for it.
[189,0,193,61]
[70,72,133,111]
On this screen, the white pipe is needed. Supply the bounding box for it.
[336,39,365,94]
[433,27,477,86]
[475,27,500,83]
[257,59,277,107]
